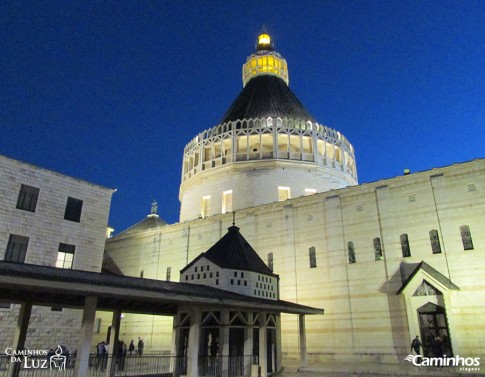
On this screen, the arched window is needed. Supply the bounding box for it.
[400,234,411,257]
[373,237,383,260]
[429,230,442,254]
[347,242,356,264]
[267,252,273,272]
[309,247,317,268]
[460,225,474,250]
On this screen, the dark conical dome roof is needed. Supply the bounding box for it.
[220,75,316,124]
[181,226,277,276]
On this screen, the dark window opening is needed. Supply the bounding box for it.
[460,225,474,250]
[64,197,83,222]
[347,241,356,264]
[16,184,39,212]
[401,234,411,257]
[309,246,317,268]
[268,252,274,272]
[5,234,29,263]
[429,230,442,254]
[373,238,383,260]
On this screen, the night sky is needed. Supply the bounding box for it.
[1,1,484,234]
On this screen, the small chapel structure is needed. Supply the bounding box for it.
[173,220,323,376]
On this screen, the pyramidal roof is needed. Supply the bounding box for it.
[182,226,277,276]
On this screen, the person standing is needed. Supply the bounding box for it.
[128,340,135,356]
[411,335,422,355]
[137,337,144,357]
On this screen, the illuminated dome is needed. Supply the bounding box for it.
[179,32,358,222]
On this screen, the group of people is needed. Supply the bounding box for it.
[96,337,145,371]
[95,337,145,371]
[411,334,448,358]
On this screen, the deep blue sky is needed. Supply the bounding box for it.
[1,1,484,234]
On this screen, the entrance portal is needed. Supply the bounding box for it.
[417,303,452,357]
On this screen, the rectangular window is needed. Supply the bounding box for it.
[0,302,11,309]
[305,188,317,196]
[64,197,83,222]
[166,266,172,281]
[94,318,102,334]
[222,190,233,214]
[309,247,317,268]
[429,230,442,254]
[460,225,474,250]
[347,241,356,264]
[278,186,291,201]
[373,238,383,260]
[201,195,210,218]
[16,184,40,212]
[5,235,29,263]
[267,252,274,272]
[56,243,75,269]
[401,234,411,257]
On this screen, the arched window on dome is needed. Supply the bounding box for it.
[201,196,210,218]
[222,190,233,214]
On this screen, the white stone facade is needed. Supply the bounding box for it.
[105,158,485,362]
[180,118,357,221]
[181,257,278,300]
[0,154,115,350]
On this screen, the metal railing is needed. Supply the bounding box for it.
[198,355,258,377]
[0,354,186,377]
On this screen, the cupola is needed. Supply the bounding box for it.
[242,32,289,87]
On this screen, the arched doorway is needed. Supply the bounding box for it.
[417,302,452,357]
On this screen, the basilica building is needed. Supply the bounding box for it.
[104,32,485,364]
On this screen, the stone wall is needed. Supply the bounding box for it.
[0,154,115,351]
[105,158,485,362]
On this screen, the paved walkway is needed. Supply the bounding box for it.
[279,360,484,377]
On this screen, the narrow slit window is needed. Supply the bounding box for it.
[401,234,411,257]
[347,242,356,264]
[222,190,233,214]
[309,246,317,268]
[373,237,383,260]
[201,196,210,218]
[267,252,274,272]
[429,230,442,254]
[460,225,474,250]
